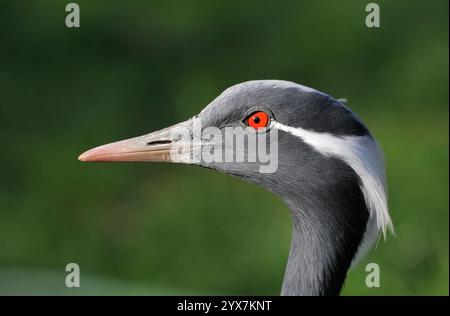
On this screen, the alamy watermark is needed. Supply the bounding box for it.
[365,262,380,288]
[168,116,279,174]
[65,262,80,288]
[365,3,380,28]
[65,3,80,28]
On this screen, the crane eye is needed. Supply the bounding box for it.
[245,111,270,129]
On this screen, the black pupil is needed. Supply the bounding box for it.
[253,116,261,124]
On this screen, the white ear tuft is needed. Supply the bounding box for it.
[272,120,394,264]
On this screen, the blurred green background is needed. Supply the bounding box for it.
[0,0,448,295]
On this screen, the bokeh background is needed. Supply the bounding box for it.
[0,0,448,295]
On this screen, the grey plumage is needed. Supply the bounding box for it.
[79,80,391,296]
[198,81,371,295]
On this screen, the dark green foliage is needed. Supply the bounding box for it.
[0,0,447,295]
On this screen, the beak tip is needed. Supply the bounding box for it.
[78,151,90,162]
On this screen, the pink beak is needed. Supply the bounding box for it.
[78,120,192,163]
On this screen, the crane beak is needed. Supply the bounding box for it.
[78,119,198,163]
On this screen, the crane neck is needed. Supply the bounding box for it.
[280,195,369,296]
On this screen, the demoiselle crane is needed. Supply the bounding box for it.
[79,80,394,296]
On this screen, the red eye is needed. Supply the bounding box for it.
[246,111,270,129]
